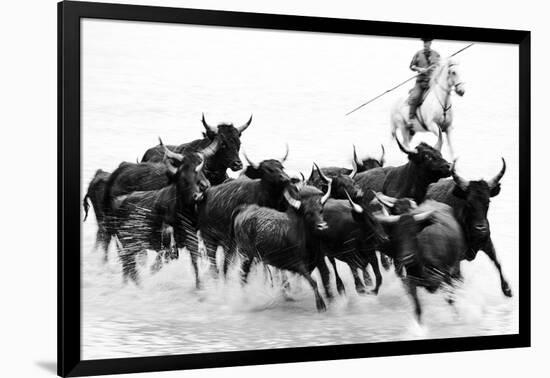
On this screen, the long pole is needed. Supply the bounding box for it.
[345,43,475,116]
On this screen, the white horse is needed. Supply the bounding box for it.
[390,58,465,159]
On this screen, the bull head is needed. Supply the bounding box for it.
[159,137,184,175]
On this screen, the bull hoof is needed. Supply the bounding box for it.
[367,288,379,296]
[337,285,346,296]
[316,300,327,313]
[356,286,368,295]
[502,284,513,298]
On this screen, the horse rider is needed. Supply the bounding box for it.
[408,37,441,125]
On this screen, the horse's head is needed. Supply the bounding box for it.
[446,59,465,96]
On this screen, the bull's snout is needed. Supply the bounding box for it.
[473,223,489,236]
[230,160,243,171]
[455,85,465,96]
[192,192,204,201]
[316,222,328,231]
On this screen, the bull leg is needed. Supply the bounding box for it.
[96,227,111,263]
[240,256,253,285]
[362,265,373,287]
[203,238,219,279]
[405,278,422,323]
[329,256,346,295]
[183,236,202,290]
[380,253,392,271]
[297,264,326,312]
[482,239,513,297]
[350,264,367,294]
[150,253,163,274]
[317,258,334,301]
[120,250,139,287]
[222,242,237,279]
[368,252,383,295]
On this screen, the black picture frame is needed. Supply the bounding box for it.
[58,1,531,376]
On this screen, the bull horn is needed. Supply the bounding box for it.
[313,163,332,185]
[284,188,301,210]
[201,113,218,134]
[237,114,253,134]
[200,138,219,159]
[396,135,417,155]
[487,157,506,189]
[164,159,178,175]
[321,180,332,206]
[349,153,358,179]
[373,191,396,208]
[344,189,363,214]
[373,212,401,224]
[379,144,386,166]
[280,143,289,164]
[413,210,434,222]
[242,149,259,169]
[451,159,469,191]
[353,145,364,169]
[160,138,184,162]
[433,126,443,152]
[195,153,205,173]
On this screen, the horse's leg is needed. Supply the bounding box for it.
[482,239,513,297]
[445,126,456,160]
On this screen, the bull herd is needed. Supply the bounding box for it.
[83,114,511,322]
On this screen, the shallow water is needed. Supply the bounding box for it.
[81,19,519,359]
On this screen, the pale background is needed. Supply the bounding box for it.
[1,0,546,377]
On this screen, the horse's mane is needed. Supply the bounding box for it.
[429,58,459,88]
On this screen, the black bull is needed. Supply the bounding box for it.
[353,128,451,203]
[374,199,466,323]
[111,151,209,285]
[426,158,511,297]
[196,152,299,286]
[232,185,332,312]
[141,114,252,185]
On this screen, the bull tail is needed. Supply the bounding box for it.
[83,194,91,222]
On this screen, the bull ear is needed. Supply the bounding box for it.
[489,183,501,197]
